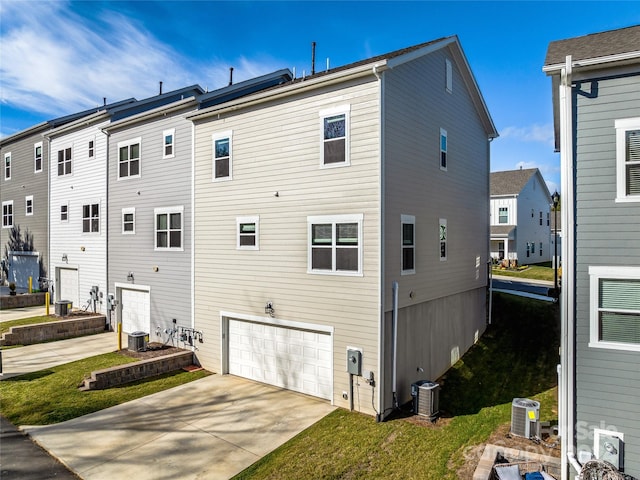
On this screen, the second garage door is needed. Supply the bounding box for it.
[228,319,332,400]
[120,287,150,334]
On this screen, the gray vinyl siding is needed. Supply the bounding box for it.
[193,77,382,415]
[574,71,640,475]
[107,111,193,333]
[381,47,489,408]
[0,130,49,286]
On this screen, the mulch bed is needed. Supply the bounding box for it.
[117,342,187,360]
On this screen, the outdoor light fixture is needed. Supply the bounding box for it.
[127,271,134,282]
[62,253,68,263]
[552,191,560,296]
[265,301,275,317]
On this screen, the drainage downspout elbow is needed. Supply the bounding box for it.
[567,451,582,475]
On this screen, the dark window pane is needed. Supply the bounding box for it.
[240,223,255,234]
[402,223,414,245]
[324,138,345,164]
[240,235,256,246]
[83,219,90,232]
[157,231,167,248]
[403,247,414,270]
[169,231,181,248]
[58,163,64,176]
[312,224,332,245]
[441,151,447,168]
[600,311,640,343]
[120,162,128,177]
[165,145,172,156]
[440,241,447,259]
[215,138,229,158]
[324,115,345,140]
[312,248,332,270]
[215,159,229,178]
[66,161,72,175]
[336,223,357,245]
[336,248,357,271]
[170,213,181,229]
[91,204,99,217]
[130,143,139,159]
[119,146,128,161]
[130,160,139,176]
[92,219,99,232]
[626,164,640,195]
[124,222,133,232]
[157,214,167,230]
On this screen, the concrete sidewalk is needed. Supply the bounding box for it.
[0,305,49,322]
[23,374,336,480]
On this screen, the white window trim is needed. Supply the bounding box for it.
[4,152,11,180]
[212,130,233,182]
[237,216,259,250]
[81,201,101,234]
[117,137,142,180]
[25,195,33,216]
[307,213,363,276]
[319,104,350,169]
[34,142,43,173]
[401,214,416,275]
[163,128,175,159]
[445,58,453,93]
[2,200,13,228]
[615,117,640,202]
[154,205,184,251]
[439,218,447,261]
[589,265,640,352]
[122,207,135,235]
[440,128,448,171]
[60,202,69,223]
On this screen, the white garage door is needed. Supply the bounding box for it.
[228,319,332,400]
[120,288,150,334]
[58,268,79,308]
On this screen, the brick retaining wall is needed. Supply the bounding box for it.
[0,292,47,309]
[79,351,194,390]
[0,316,106,346]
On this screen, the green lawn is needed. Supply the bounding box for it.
[492,262,558,282]
[0,352,211,425]
[234,293,560,479]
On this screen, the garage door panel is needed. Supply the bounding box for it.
[121,289,150,334]
[228,319,332,400]
[59,268,79,307]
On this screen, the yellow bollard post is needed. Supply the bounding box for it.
[45,292,50,316]
[28,276,32,294]
[118,322,122,350]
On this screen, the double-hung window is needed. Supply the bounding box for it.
[60,204,69,222]
[498,207,508,224]
[88,140,94,158]
[122,208,135,234]
[57,147,72,176]
[212,131,232,181]
[163,129,175,158]
[401,215,415,275]
[615,118,640,201]
[308,214,362,275]
[82,203,99,233]
[2,201,13,228]
[320,105,350,167]
[589,266,640,351]
[25,195,33,216]
[4,152,11,180]
[118,138,141,178]
[440,129,448,171]
[155,206,183,250]
[34,143,43,172]
[237,216,259,250]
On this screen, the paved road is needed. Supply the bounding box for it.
[492,278,551,296]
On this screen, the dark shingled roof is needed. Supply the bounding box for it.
[490,168,538,196]
[544,25,640,66]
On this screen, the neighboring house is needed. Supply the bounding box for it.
[490,168,552,264]
[0,107,118,289]
[45,87,202,313]
[189,37,497,417]
[544,25,640,479]
[103,70,291,336]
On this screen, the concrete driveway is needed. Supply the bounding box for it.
[23,375,335,480]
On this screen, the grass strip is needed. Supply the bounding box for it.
[0,352,211,425]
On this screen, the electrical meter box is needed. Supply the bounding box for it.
[347,349,362,376]
[597,433,622,470]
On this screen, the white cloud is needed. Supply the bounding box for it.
[0,1,283,119]
[500,123,554,147]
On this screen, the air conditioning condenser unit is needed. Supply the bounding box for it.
[511,398,540,438]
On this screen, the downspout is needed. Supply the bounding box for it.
[392,280,399,409]
[559,55,579,479]
[191,121,196,334]
[373,63,387,422]
[103,129,110,322]
[488,137,494,325]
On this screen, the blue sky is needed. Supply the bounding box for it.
[2,1,639,193]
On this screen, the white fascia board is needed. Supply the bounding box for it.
[188,61,388,122]
[0,122,49,147]
[103,97,198,133]
[385,37,457,69]
[543,50,640,74]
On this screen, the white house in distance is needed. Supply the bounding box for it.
[189,36,497,418]
[490,168,552,264]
